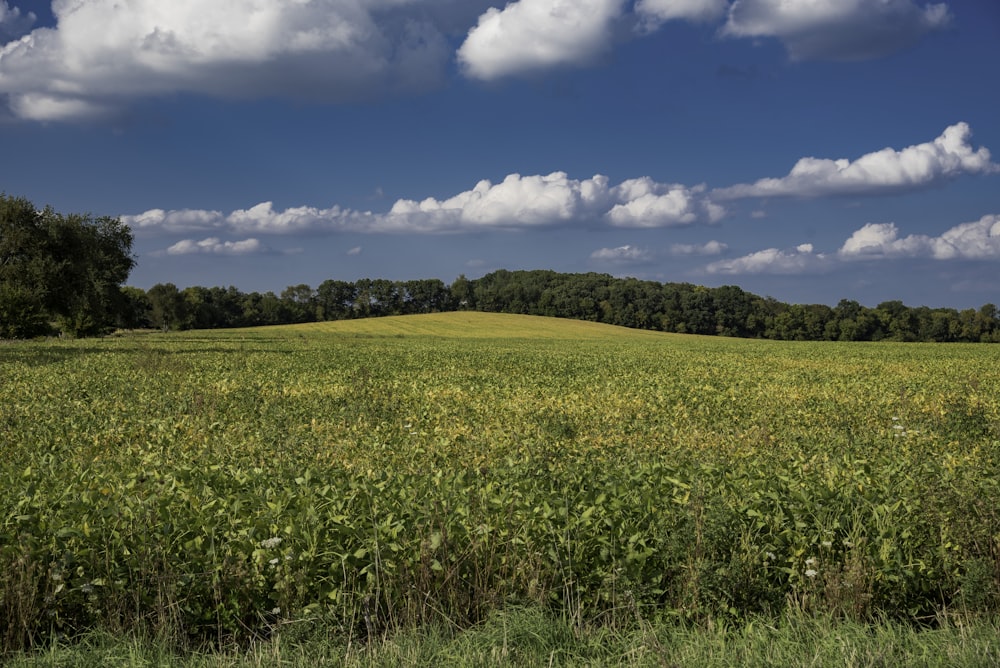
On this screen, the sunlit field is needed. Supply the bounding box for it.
[2,313,999,658]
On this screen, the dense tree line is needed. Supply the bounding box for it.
[1,193,996,342]
[123,270,1000,343]
[0,194,135,338]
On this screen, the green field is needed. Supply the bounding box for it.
[2,313,999,659]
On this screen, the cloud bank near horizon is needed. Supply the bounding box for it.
[125,171,725,243]
[122,123,997,260]
[705,214,1000,275]
[0,0,955,121]
[714,123,997,200]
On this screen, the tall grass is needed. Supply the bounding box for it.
[6,609,1000,667]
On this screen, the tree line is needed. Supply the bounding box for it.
[127,269,1000,343]
[2,195,998,342]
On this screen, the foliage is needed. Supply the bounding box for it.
[0,194,135,338]
[129,270,999,343]
[1,313,999,654]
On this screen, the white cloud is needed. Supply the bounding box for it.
[706,243,828,274]
[227,201,370,234]
[458,0,626,80]
[373,172,721,232]
[125,172,723,235]
[347,246,363,256]
[703,213,1000,276]
[670,240,728,256]
[456,0,953,84]
[124,202,376,235]
[715,123,997,199]
[0,0,459,120]
[839,215,1000,261]
[607,179,725,227]
[165,237,266,255]
[124,207,226,233]
[723,0,952,61]
[387,172,612,230]
[590,244,653,264]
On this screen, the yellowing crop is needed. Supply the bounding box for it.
[1,313,998,650]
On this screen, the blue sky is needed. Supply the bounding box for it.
[2,0,999,308]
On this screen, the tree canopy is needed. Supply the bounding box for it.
[125,270,1000,343]
[0,194,135,338]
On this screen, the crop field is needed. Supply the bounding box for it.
[2,313,999,653]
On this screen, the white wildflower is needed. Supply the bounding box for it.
[269,558,279,565]
[766,552,777,561]
[805,557,817,567]
[271,607,281,615]
[259,537,282,549]
[821,541,833,549]
[805,569,818,579]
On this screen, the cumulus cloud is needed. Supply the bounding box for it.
[723,0,952,61]
[715,123,997,200]
[590,244,653,264]
[387,172,612,230]
[0,0,961,118]
[607,179,725,227]
[379,170,722,229]
[0,0,461,120]
[839,215,1000,261]
[124,202,376,235]
[456,0,952,83]
[670,240,728,256]
[703,213,1000,276]
[165,237,266,256]
[457,0,626,80]
[706,243,828,274]
[126,171,724,237]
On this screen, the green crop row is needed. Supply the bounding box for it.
[1,315,999,652]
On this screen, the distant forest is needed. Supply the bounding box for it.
[123,270,1000,343]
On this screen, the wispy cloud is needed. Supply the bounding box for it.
[0,1,35,39]
[705,243,828,275]
[590,244,654,265]
[722,0,952,61]
[670,240,728,256]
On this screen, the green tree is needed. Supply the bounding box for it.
[0,194,135,338]
[147,283,187,331]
